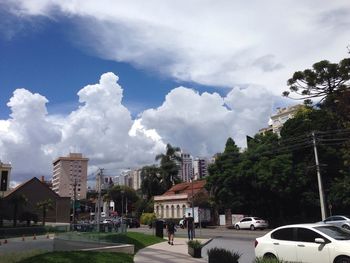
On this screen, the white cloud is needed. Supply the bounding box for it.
[0,72,275,184]
[140,86,274,156]
[5,0,350,96]
[0,73,163,183]
[2,0,348,183]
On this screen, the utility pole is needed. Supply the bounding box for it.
[312,131,326,220]
[97,168,104,232]
[191,176,195,238]
[125,195,128,216]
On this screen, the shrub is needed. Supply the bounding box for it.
[207,247,241,263]
[140,213,156,225]
[187,240,202,249]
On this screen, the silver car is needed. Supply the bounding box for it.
[320,215,350,230]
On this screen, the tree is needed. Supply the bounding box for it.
[140,165,162,199]
[156,143,182,191]
[283,58,350,104]
[106,185,139,216]
[9,194,28,227]
[37,199,54,226]
[206,138,242,212]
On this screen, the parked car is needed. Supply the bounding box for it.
[318,215,350,230]
[255,223,350,263]
[234,217,268,230]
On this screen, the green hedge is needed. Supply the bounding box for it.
[140,213,156,225]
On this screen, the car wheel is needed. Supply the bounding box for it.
[342,224,350,230]
[250,225,256,230]
[235,225,240,230]
[335,256,350,263]
[264,253,277,260]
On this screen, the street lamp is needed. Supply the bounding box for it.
[121,190,125,218]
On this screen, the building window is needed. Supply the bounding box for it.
[165,205,169,218]
[182,205,186,217]
[171,205,174,218]
[177,205,180,218]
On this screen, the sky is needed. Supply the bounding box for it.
[0,0,349,185]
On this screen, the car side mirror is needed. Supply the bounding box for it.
[315,238,326,244]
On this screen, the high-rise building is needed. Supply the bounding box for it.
[193,158,208,180]
[270,104,303,136]
[259,104,303,136]
[180,153,193,182]
[0,161,11,193]
[130,169,142,191]
[52,153,89,200]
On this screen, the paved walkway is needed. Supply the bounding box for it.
[134,238,209,263]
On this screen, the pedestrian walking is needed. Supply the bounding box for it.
[186,212,195,240]
[166,220,176,245]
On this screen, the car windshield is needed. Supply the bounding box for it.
[315,226,350,240]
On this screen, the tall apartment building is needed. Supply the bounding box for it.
[130,169,142,191]
[180,153,193,182]
[0,161,11,193]
[193,158,208,180]
[52,153,89,200]
[259,104,303,136]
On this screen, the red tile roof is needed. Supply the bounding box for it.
[162,179,207,196]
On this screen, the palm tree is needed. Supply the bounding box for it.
[155,143,182,191]
[37,199,54,226]
[141,165,162,199]
[9,194,28,227]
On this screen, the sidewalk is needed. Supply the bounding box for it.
[134,238,209,263]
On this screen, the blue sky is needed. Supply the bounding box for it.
[0,14,223,119]
[0,0,348,184]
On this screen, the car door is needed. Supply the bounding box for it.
[240,218,252,229]
[295,227,330,263]
[270,227,298,262]
[324,216,342,228]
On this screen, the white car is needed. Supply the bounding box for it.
[255,223,350,263]
[319,215,350,230]
[235,217,268,230]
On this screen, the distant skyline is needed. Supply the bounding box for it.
[0,0,349,185]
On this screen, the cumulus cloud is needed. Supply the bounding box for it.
[4,0,350,95]
[140,86,274,156]
[0,73,163,184]
[0,72,275,184]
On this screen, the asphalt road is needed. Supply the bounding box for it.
[0,235,54,254]
[129,226,268,263]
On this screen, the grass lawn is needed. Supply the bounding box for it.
[15,232,164,263]
[18,251,133,263]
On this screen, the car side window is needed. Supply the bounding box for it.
[271,228,294,241]
[296,228,324,243]
[241,218,251,222]
[324,217,334,222]
[333,216,344,221]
